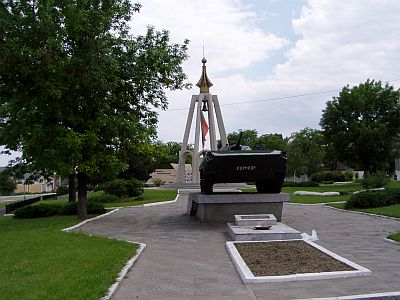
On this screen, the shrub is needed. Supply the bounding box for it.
[126,178,144,197]
[88,192,119,203]
[93,184,105,192]
[58,202,106,215]
[152,179,165,187]
[345,191,391,208]
[14,202,106,218]
[361,171,390,189]
[283,181,319,187]
[14,204,59,218]
[344,171,354,182]
[103,178,143,198]
[56,186,69,195]
[310,171,346,183]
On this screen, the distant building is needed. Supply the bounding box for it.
[395,159,400,181]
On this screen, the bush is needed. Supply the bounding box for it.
[345,189,400,209]
[152,179,165,187]
[344,171,354,182]
[103,178,143,198]
[88,192,119,203]
[345,190,389,208]
[56,186,69,195]
[361,171,390,189]
[283,181,319,187]
[14,204,59,218]
[58,202,106,215]
[310,171,346,183]
[14,202,106,218]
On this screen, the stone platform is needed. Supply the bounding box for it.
[227,222,302,241]
[187,192,291,223]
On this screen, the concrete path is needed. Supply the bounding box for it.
[77,193,400,300]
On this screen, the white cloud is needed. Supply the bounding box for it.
[154,0,400,146]
[130,0,288,75]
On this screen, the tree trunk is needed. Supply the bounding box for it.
[77,172,88,220]
[68,174,76,202]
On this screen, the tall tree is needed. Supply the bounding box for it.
[257,134,287,151]
[0,1,189,219]
[320,80,400,173]
[286,128,325,178]
[227,129,258,149]
[0,169,16,196]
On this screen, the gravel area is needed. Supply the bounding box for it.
[234,240,355,276]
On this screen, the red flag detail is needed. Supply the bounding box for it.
[200,111,209,148]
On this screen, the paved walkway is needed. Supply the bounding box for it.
[77,193,400,300]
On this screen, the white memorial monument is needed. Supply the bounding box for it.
[176,57,228,184]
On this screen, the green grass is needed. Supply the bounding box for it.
[291,195,350,204]
[327,202,400,218]
[283,183,362,194]
[388,232,400,242]
[104,189,177,208]
[242,183,359,204]
[0,215,138,300]
[386,181,400,189]
[14,189,178,209]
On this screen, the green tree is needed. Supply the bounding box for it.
[257,134,288,151]
[286,128,325,178]
[0,1,189,219]
[0,169,16,196]
[227,129,258,148]
[320,80,400,173]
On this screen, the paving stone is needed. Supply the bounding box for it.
[77,194,400,299]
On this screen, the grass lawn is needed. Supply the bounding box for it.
[34,189,178,208]
[104,189,177,208]
[0,216,138,300]
[388,232,400,242]
[242,183,359,204]
[327,202,400,218]
[291,195,350,204]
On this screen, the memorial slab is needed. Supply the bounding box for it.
[227,222,302,241]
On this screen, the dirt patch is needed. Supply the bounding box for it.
[234,240,355,276]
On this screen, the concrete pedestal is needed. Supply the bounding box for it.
[187,192,291,223]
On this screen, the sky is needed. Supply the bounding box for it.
[1,0,400,166]
[131,0,400,143]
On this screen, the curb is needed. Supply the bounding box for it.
[287,201,347,206]
[105,190,181,210]
[61,208,120,232]
[101,242,146,300]
[384,237,400,246]
[300,291,400,300]
[61,214,147,300]
[226,239,371,284]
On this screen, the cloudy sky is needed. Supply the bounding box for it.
[132,0,400,143]
[1,0,400,166]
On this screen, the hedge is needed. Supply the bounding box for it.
[345,189,400,209]
[14,202,105,218]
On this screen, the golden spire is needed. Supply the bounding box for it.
[196,57,213,93]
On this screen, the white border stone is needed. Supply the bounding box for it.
[325,205,400,222]
[226,239,371,284]
[61,208,120,232]
[105,190,180,209]
[384,237,400,246]
[101,242,146,300]
[300,291,400,300]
